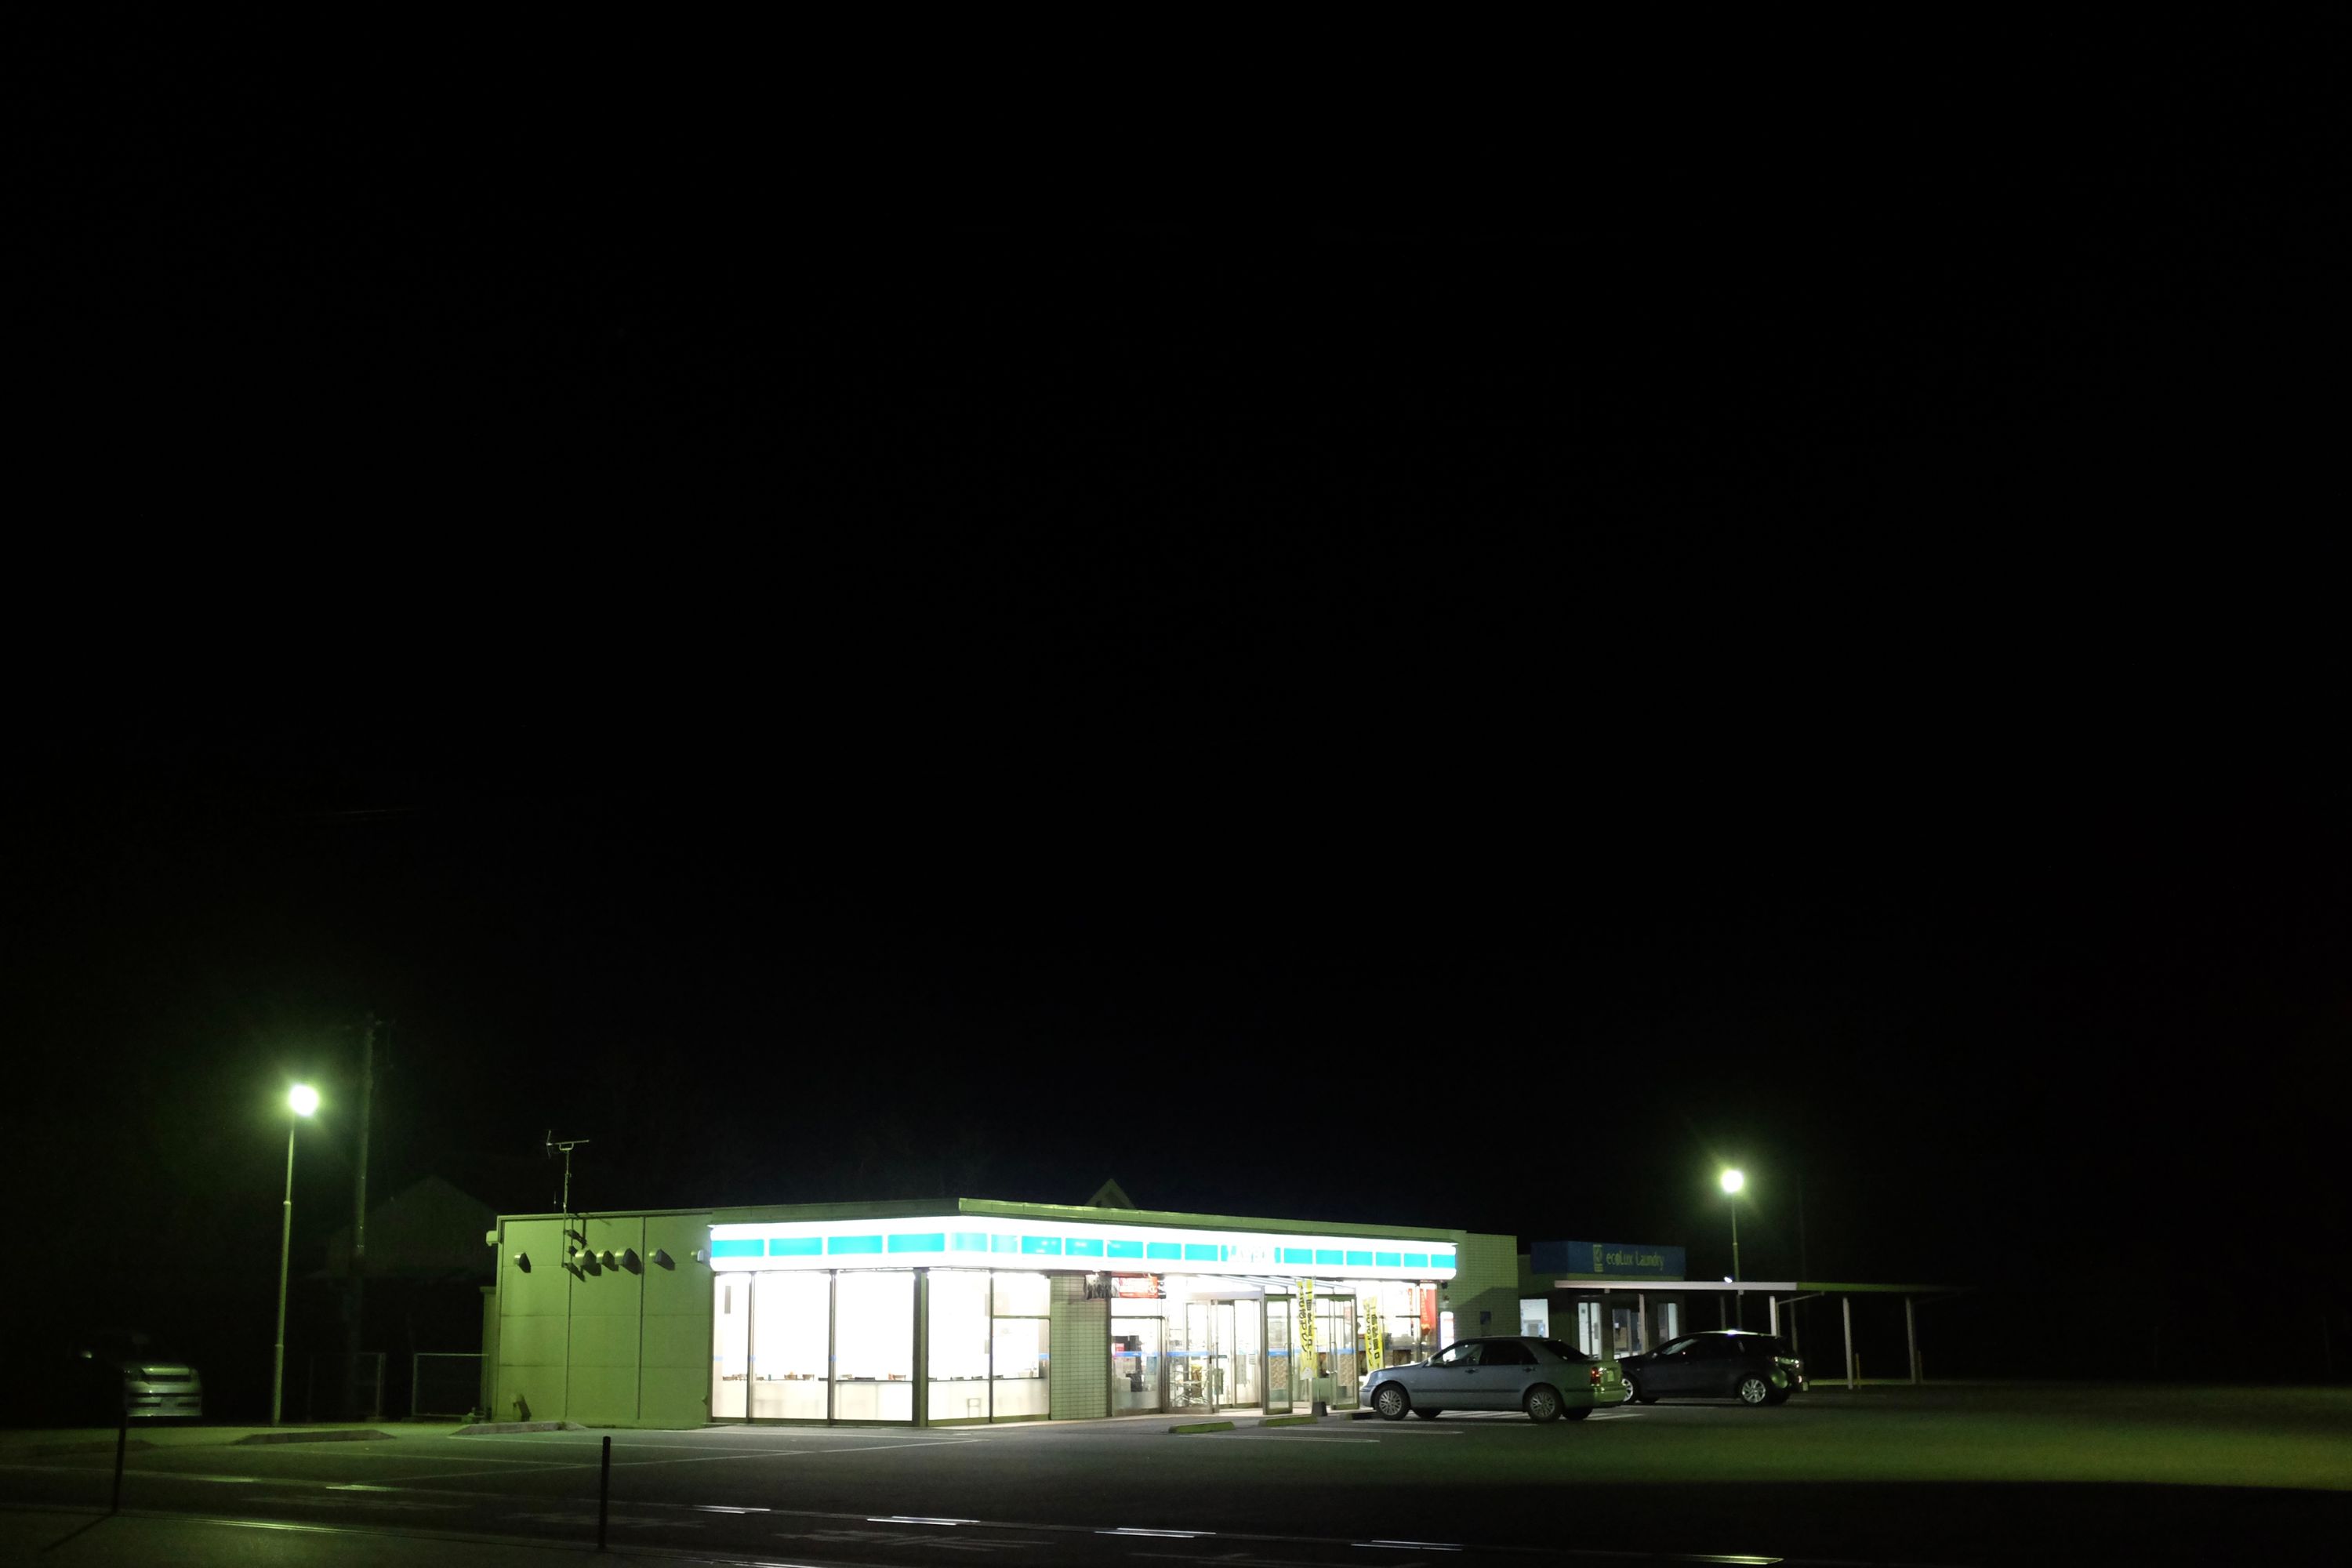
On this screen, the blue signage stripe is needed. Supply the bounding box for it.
[949,1232,989,1252]
[887,1232,945,1254]
[1279,1247,1312,1265]
[1021,1236,1063,1255]
[1065,1237,1104,1257]
[710,1239,763,1258]
[829,1236,883,1255]
[1403,1254,1428,1269]
[769,1236,822,1257]
[1314,1249,1341,1265]
[1183,1243,1219,1261]
[1431,1252,1455,1269]
[1146,1242,1181,1260]
[1107,1240,1145,1258]
[1375,1252,1400,1269]
[991,1235,1018,1253]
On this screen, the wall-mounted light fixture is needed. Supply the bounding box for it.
[648,1248,673,1269]
[689,1247,706,1264]
[514,1252,531,1272]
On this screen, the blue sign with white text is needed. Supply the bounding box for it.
[1530,1240,1686,1279]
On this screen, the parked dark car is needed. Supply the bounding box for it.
[1618,1329,1803,1406]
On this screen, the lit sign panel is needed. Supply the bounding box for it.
[1529,1240,1686,1279]
[706,1216,1457,1280]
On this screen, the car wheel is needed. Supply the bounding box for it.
[1737,1373,1773,1406]
[1413,1408,1443,1420]
[1626,1374,1658,1405]
[1374,1384,1411,1421]
[1523,1384,1563,1423]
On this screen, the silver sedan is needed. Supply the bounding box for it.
[1363,1335,1617,1422]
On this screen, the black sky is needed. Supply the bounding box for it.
[5,25,2344,1359]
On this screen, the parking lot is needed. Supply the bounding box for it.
[5,1383,2350,1566]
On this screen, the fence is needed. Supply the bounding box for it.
[412,1353,485,1418]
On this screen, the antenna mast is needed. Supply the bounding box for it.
[546,1130,591,1219]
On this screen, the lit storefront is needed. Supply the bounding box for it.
[704,1210,1460,1424]
[487,1198,1508,1429]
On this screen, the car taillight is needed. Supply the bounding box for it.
[1589,1366,1602,1386]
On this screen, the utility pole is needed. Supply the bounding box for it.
[347,1016,378,1418]
[548,1133,590,1423]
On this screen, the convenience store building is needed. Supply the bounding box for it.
[485,1196,1518,1427]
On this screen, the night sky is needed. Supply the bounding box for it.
[7,28,2343,1388]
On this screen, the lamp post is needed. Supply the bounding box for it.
[1720,1168,1744,1328]
[274,1083,319,1426]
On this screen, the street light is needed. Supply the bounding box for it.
[274,1084,319,1426]
[1719,1169,1744,1327]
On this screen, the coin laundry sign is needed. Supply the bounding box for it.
[1529,1240,1686,1279]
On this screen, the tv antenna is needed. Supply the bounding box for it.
[546,1131,591,1220]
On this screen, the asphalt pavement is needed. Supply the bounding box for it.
[4,1386,2350,1567]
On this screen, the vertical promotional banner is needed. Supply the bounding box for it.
[1297,1279,1316,1369]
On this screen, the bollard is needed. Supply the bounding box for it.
[111,1405,128,1514]
[597,1434,611,1550]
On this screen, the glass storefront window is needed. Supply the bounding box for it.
[927,1270,991,1423]
[713,1273,750,1418]
[991,1271,1051,1316]
[751,1273,829,1419]
[990,1271,1051,1420]
[1383,1282,1438,1367]
[834,1271,914,1421]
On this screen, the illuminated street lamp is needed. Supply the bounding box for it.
[1720,1168,1744,1327]
[273,1084,319,1426]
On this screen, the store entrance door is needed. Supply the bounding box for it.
[1112,1316,1163,1415]
[1227,1301,1261,1410]
[1316,1294,1360,1409]
[1174,1301,1218,1411]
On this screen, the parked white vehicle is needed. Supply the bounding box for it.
[1363,1335,1622,1422]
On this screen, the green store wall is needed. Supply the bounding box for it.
[490,1210,713,1427]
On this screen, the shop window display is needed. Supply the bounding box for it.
[833,1271,913,1420]
[926,1270,991,1422]
[750,1272,829,1418]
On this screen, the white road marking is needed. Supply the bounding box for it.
[1354,1541,1465,1552]
[1101,1525,1214,1537]
[368,1434,982,1484]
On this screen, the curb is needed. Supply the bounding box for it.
[234,1428,395,1445]
[452,1421,589,1436]
[1167,1420,1235,1435]
[28,1439,156,1457]
[1256,1415,1318,1428]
